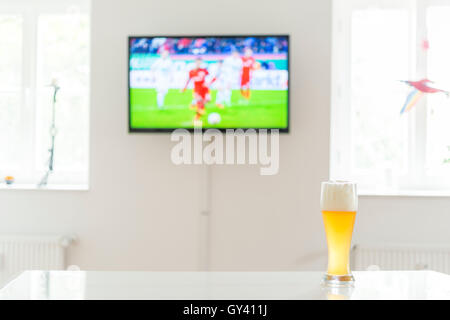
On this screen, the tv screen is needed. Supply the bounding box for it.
[128,35,289,132]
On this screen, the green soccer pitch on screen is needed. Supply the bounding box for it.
[128,35,289,132]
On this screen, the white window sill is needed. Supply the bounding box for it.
[0,183,89,191]
[359,189,450,197]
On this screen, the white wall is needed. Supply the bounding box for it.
[0,0,449,272]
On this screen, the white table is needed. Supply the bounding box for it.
[0,270,449,300]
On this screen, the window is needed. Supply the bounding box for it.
[0,0,89,188]
[332,0,450,195]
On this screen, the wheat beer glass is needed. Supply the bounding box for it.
[321,181,358,286]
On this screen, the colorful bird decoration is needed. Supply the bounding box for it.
[400,79,449,114]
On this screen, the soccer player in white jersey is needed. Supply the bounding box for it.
[152,49,173,108]
[215,50,242,108]
[213,60,227,109]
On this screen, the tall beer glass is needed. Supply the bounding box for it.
[321,181,358,286]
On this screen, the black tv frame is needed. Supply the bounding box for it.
[128,34,290,133]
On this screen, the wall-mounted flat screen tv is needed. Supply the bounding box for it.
[128,35,289,132]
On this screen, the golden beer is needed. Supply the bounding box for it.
[321,181,358,286]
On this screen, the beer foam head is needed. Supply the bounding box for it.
[321,181,358,212]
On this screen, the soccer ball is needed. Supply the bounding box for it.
[207,112,221,125]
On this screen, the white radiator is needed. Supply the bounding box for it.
[352,244,450,274]
[0,235,75,287]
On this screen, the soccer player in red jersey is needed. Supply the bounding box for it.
[240,47,256,100]
[182,57,212,124]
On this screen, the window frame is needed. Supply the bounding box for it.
[0,0,90,188]
[331,0,450,195]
